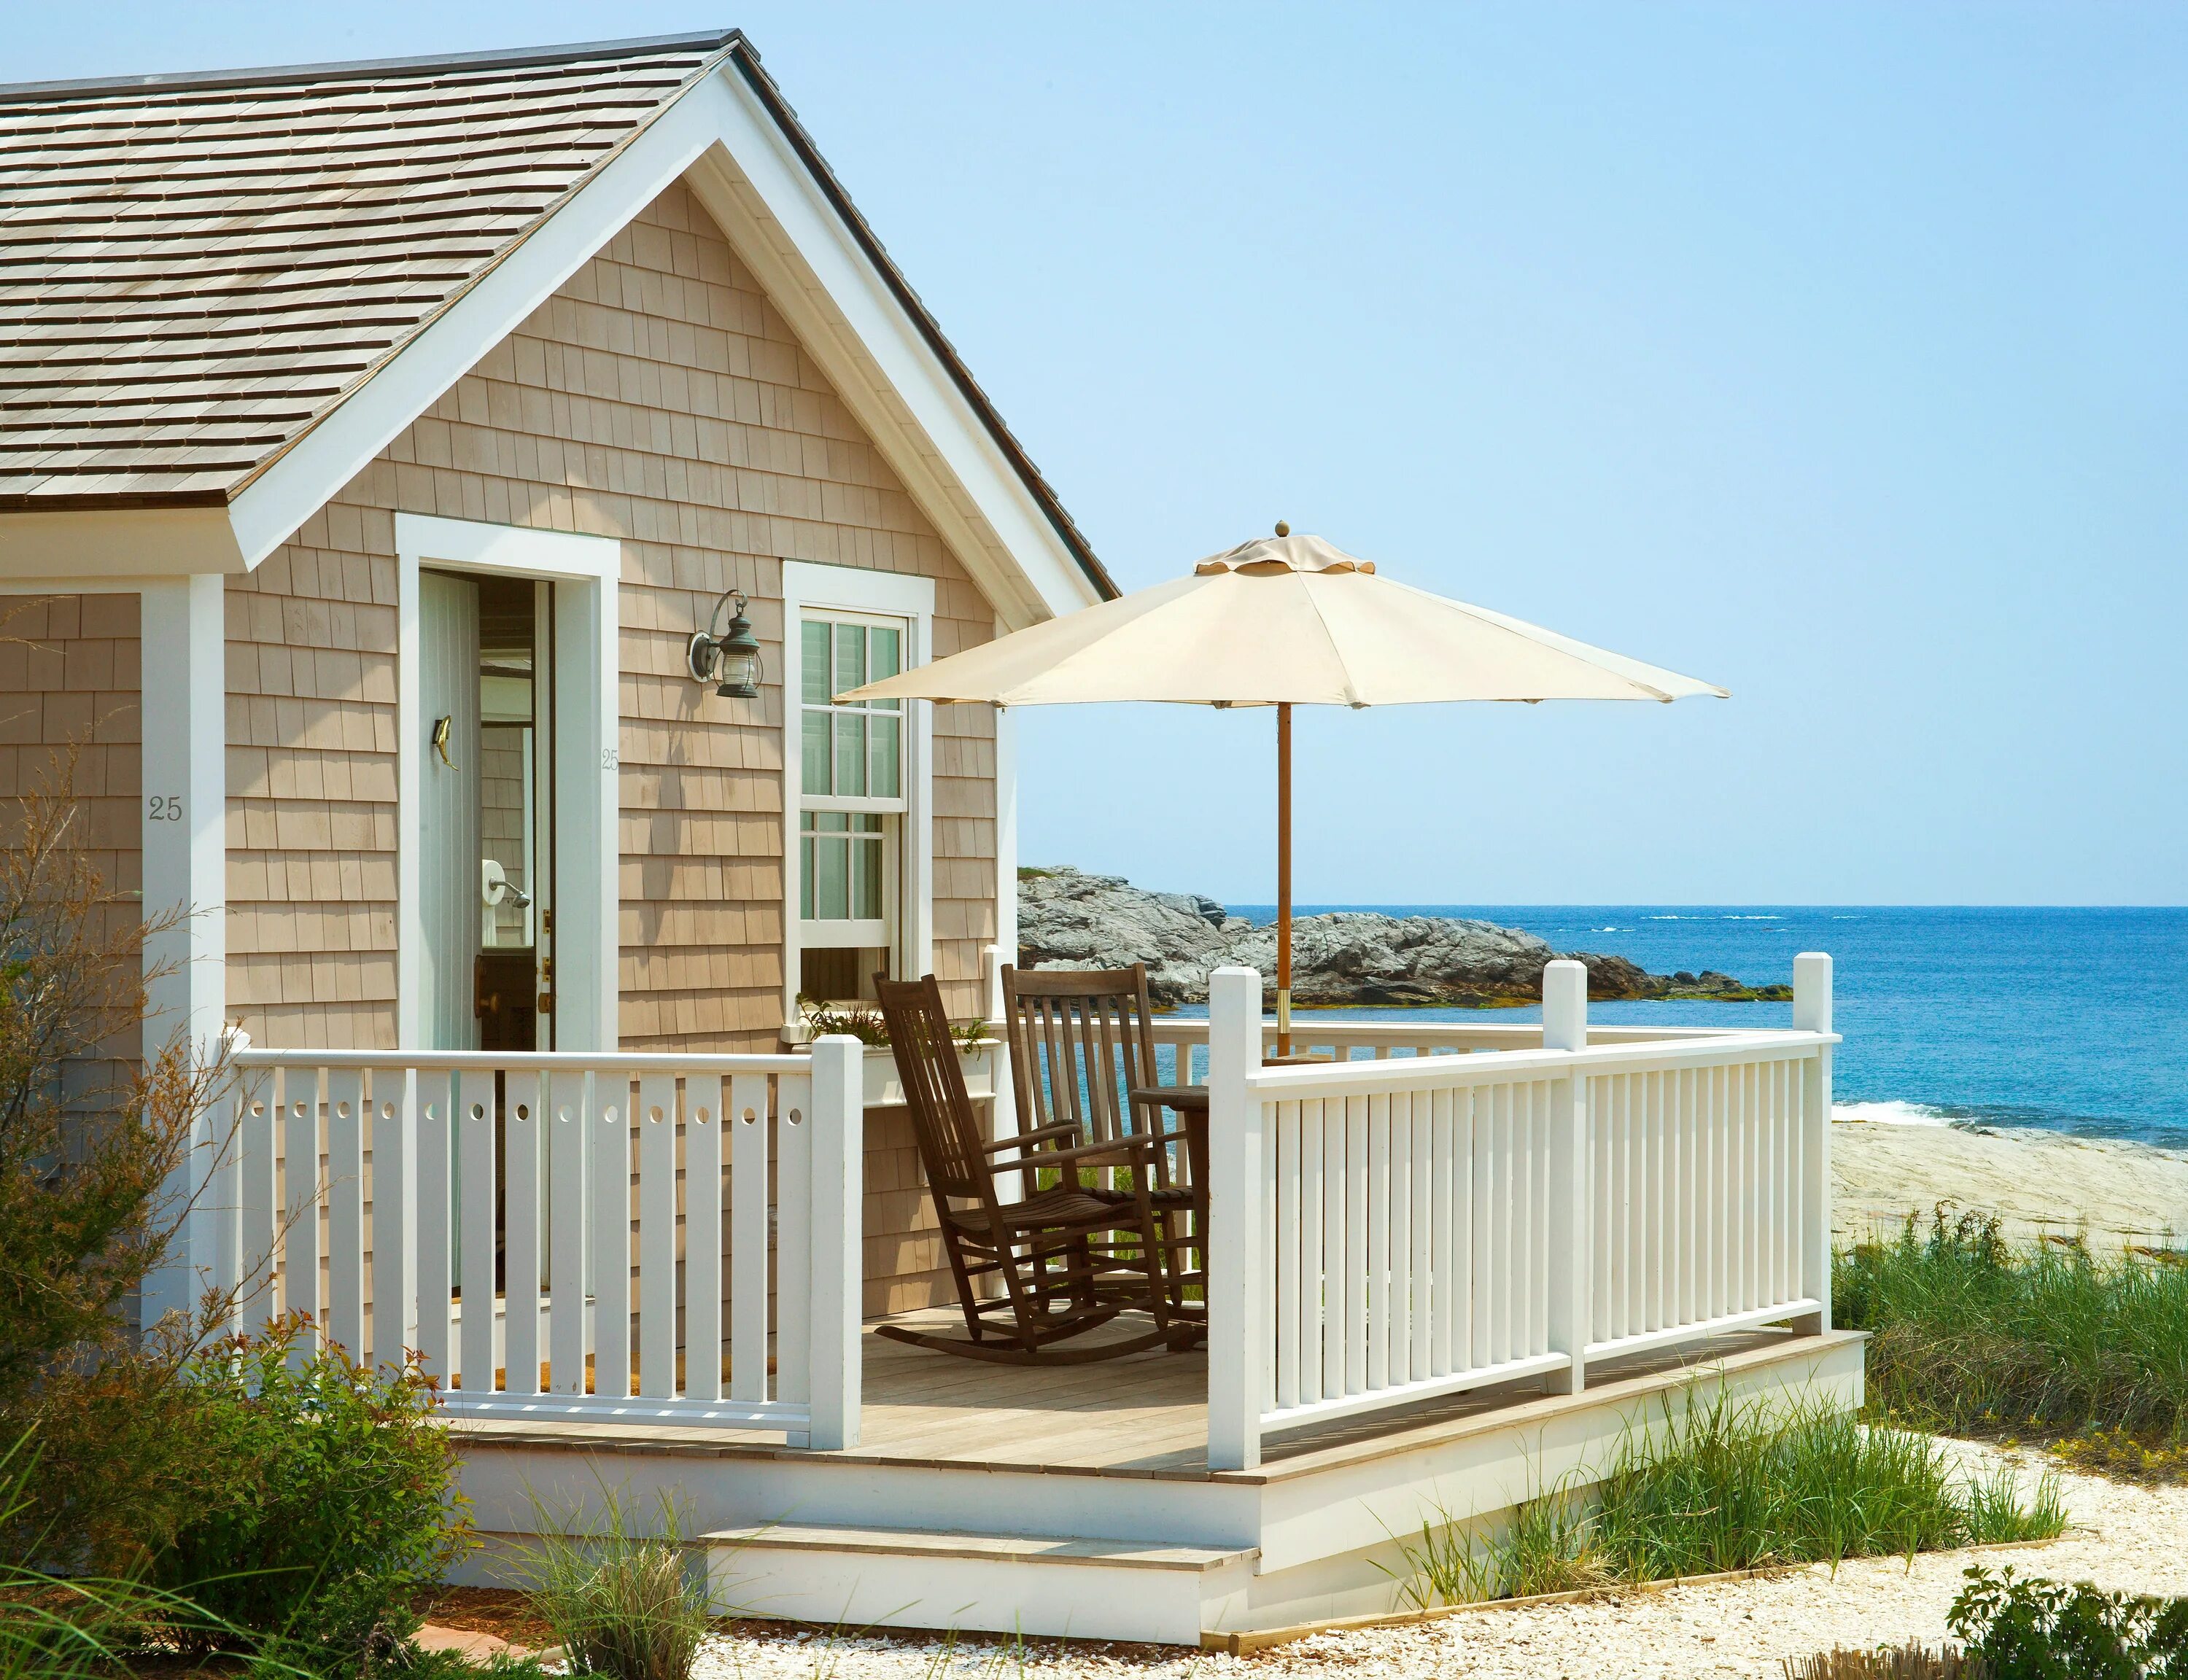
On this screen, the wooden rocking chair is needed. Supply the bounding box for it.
[872,973,1175,1364]
[1000,962,1208,1334]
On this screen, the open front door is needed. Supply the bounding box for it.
[419,571,554,1051]
[419,572,481,1049]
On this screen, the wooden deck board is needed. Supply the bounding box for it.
[453,1310,1858,1482]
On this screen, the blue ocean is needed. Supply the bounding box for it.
[1224,906,2188,1150]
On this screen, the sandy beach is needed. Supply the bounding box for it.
[1833,1115,2188,1250]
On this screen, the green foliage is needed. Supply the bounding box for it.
[1950,1566,2188,1679]
[1836,1209,2188,1457]
[796,994,988,1049]
[147,1318,470,1674]
[0,1432,234,1680]
[0,751,238,1567]
[1389,1392,2065,1607]
[511,1487,711,1680]
[1591,1393,2065,1581]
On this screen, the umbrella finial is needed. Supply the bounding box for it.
[1273,519,1290,537]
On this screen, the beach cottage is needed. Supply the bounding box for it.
[0,33,1857,1646]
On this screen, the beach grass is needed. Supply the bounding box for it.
[1390,1389,2062,1608]
[1836,1208,2188,1456]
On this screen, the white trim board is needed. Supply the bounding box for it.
[780,560,934,1033]
[395,513,621,1051]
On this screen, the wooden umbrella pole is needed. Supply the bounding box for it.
[1277,701,1292,1057]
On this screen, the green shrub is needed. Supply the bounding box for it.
[1837,1210,2188,1453]
[147,1317,470,1673]
[1390,1391,2065,1606]
[512,1488,711,1680]
[1950,1566,2188,1679]
[0,1431,236,1680]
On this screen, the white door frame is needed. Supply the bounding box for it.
[395,515,621,1052]
[780,560,934,1033]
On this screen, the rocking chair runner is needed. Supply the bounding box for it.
[872,973,1175,1364]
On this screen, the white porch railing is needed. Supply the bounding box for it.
[1202,954,1837,1470]
[207,1038,865,1447]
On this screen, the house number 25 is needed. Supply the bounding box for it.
[147,796,183,821]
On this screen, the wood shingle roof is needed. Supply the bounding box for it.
[0,32,738,506]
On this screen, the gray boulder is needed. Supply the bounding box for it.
[1015,866,1790,1006]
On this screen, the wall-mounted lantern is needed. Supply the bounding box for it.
[687,589,763,699]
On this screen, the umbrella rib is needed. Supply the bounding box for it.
[1296,577,1366,707]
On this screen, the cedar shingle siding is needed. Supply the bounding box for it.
[229,182,999,1060]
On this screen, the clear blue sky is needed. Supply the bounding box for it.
[20,4,2185,906]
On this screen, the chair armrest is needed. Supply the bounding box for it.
[1128,1084,1209,1112]
[979,1123,1080,1154]
[1013,1134,1159,1170]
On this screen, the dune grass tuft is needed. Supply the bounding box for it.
[1836,1208,2188,1458]
[1391,1389,2064,1609]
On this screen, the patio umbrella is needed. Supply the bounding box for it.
[839,529,1726,1051]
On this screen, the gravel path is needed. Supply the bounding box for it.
[691,1447,2188,1680]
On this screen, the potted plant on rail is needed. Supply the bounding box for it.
[783,994,1001,1109]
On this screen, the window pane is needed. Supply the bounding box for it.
[802,710,830,795]
[815,810,848,833]
[834,621,866,704]
[801,621,831,707]
[853,835,884,919]
[868,626,900,693]
[853,812,883,833]
[799,836,815,919]
[869,711,899,798]
[815,836,849,920]
[834,711,866,797]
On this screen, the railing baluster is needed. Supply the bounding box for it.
[1365,1092,1389,1393]
[238,1068,276,1332]
[548,1073,588,1395]
[1300,1097,1327,1406]
[283,1068,322,1356]
[1408,1090,1432,1381]
[1344,1092,1369,1396]
[1276,1099,1301,1412]
[369,1073,415,1368]
[683,1074,724,1404]
[637,1074,678,1400]
[416,1071,454,1384]
[761,1072,803,1404]
[729,1068,771,1405]
[457,1073,496,1393]
[591,1073,633,1400]
[504,1072,543,1398]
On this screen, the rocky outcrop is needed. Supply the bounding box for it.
[1015,866,1792,1006]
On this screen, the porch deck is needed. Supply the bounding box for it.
[449,1307,1849,1479]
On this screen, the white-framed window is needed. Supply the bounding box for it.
[780,562,933,1021]
[797,611,904,949]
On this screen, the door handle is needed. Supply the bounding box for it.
[431,715,456,769]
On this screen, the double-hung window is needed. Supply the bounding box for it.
[798,612,904,986]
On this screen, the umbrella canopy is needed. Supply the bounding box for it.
[839,530,1725,1051]
[842,533,1727,709]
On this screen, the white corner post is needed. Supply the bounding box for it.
[138,575,229,1333]
[1207,965,1264,1471]
[807,1034,864,1450]
[1793,952,1834,1336]
[1541,959,1589,1395]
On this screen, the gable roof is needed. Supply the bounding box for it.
[0,31,1115,607]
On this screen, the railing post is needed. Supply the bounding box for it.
[1543,959,1588,1394]
[1207,966,1263,1471]
[806,1035,864,1450]
[1793,953,1834,1336]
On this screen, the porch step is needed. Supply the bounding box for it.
[703,1522,1257,1645]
